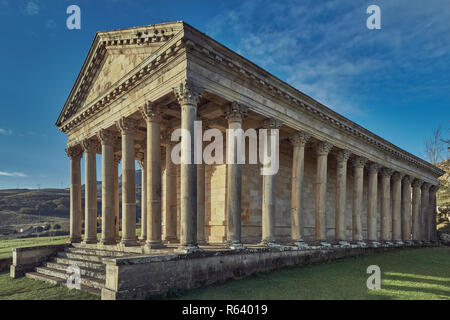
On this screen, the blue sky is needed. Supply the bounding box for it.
[0,0,448,189]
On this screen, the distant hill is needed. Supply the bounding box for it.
[0,169,144,228]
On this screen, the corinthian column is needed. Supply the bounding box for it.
[82,138,99,244]
[173,80,202,253]
[116,118,138,246]
[391,172,404,243]
[367,162,380,244]
[420,182,430,241]
[136,148,147,242]
[401,175,412,242]
[335,150,351,244]
[163,131,178,243]
[351,156,367,244]
[315,141,333,244]
[225,102,248,249]
[411,179,422,241]
[66,145,83,243]
[141,103,164,249]
[113,154,121,241]
[290,131,310,247]
[429,185,439,242]
[97,129,116,245]
[380,168,393,242]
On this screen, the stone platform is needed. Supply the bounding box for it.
[10,241,439,300]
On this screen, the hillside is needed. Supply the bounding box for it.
[0,170,144,233]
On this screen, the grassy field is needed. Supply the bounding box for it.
[0,271,98,300]
[0,239,448,300]
[0,229,142,259]
[173,247,450,300]
[0,235,69,259]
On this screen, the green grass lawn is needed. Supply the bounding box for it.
[0,229,142,259]
[0,271,99,300]
[173,247,450,300]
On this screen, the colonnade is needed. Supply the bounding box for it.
[65,88,439,250]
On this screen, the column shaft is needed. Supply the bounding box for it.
[117,119,138,246]
[429,186,438,242]
[261,119,282,245]
[82,140,98,244]
[113,155,120,241]
[226,102,247,247]
[197,163,206,244]
[315,142,333,242]
[164,140,178,242]
[367,163,379,242]
[380,168,393,241]
[401,176,412,241]
[139,157,147,241]
[352,157,367,242]
[420,183,430,241]
[411,179,422,241]
[66,146,82,243]
[98,130,115,245]
[290,132,310,244]
[391,172,403,242]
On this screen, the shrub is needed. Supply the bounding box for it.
[53,224,61,230]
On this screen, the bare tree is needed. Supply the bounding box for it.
[425,126,445,165]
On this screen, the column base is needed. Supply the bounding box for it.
[175,245,203,254]
[259,239,280,248]
[404,240,414,246]
[197,240,208,246]
[382,241,394,247]
[336,241,351,247]
[293,240,309,249]
[394,240,404,246]
[145,240,166,249]
[70,237,82,243]
[120,239,139,247]
[352,241,367,248]
[225,241,246,250]
[368,241,381,248]
[82,238,98,245]
[100,239,116,246]
[164,236,178,244]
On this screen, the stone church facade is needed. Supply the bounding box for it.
[56,21,443,251]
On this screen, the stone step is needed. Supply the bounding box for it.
[35,266,105,290]
[57,251,105,263]
[52,257,105,271]
[66,247,132,258]
[45,262,106,281]
[26,272,101,296]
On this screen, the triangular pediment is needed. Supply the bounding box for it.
[56,22,184,127]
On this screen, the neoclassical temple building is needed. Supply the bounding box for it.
[56,22,443,252]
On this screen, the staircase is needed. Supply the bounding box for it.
[25,246,135,296]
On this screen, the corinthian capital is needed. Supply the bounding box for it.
[65,145,83,160]
[97,129,115,145]
[225,101,248,123]
[140,101,160,123]
[316,141,333,156]
[262,118,283,130]
[116,117,137,135]
[173,79,202,106]
[336,149,352,162]
[368,162,381,173]
[392,171,405,182]
[351,156,368,168]
[290,131,310,147]
[402,175,412,184]
[429,185,439,194]
[421,182,431,191]
[81,138,100,153]
[380,167,394,177]
[412,179,423,188]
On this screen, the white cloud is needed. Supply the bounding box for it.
[0,128,12,135]
[0,171,29,178]
[24,1,39,16]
